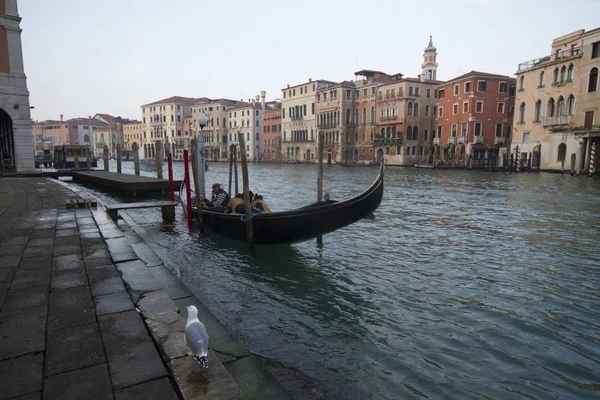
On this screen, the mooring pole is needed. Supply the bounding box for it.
[155,140,163,179]
[103,145,109,171]
[238,133,254,246]
[233,145,239,195]
[116,144,122,173]
[228,145,233,196]
[132,142,140,176]
[166,137,174,202]
[317,134,324,245]
[183,139,193,229]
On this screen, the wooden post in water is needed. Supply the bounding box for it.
[238,133,253,246]
[166,137,174,202]
[228,145,234,196]
[233,145,239,195]
[132,143,140,176]
[116,144,122,173]
[317,134,324,245]
[86,150,91,170]
[74,156,79,170]
[103,145,109,171]
[155,140,163,179]
[190,138,203,231]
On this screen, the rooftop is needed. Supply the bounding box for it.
[517,47,581,73]
[142,96,198,107]
[442,70,514,85]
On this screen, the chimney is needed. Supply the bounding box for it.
[287,84,290,88]
[419,74,424,82]
[260,90,266,109]
[60,114,63,122]
[308,78,312,82]
[255,95,260,103]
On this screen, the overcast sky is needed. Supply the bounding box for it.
[19,0,600,122]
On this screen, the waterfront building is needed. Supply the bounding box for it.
[32,117,69,154]
[191,98,243,161]
[281,79,332,163]
[435,71,515,167]
[66,117,107,158]
[122,120,142,158]
[140,96,196,160]
[511,28,600,172]
[226,97,264,162]
[262,101,282,162]
[0,0,34,172]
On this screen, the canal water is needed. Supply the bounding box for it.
[78,161,600,399]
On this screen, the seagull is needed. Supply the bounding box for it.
[185,305,209,368]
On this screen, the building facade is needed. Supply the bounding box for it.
[435,71,515,167]
[262,102,282,162]
[122,121,143,158]
[226,100,263,162]
[191,98,241,161]
[0,0,34,172]
[315,81,354,164]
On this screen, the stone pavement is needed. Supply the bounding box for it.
[0,177,292,400]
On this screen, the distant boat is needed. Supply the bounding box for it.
[180,161,385,245]
[335,160,378,167]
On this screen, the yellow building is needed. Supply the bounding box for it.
[122,121,143,158]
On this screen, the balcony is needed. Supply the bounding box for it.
[291,115,303,121]
[373,137,403,146]
[473,136,484,144]
[380,115,398,121]
[457,136,465,144]
[433,138,440,145]
[494,137,505,145]
[317,123,338,129]
[517,48,580,72]
[448,137,456,144]
[542,115,572,127]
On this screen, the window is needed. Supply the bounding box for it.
[282,108,285,119]
[566,94,575,115]
[461,122,467,137]
[345,109,351,126]
[427,89,431,98]
[560,66,567,83]
[463,102,469,113]
[539,71,545,88]
[453,103,458,115]
[303,104,307,116]
[534,100,542,122]
[312,103,315,115]
[518,102,526,123]
[464,81,471,93]
[424,129,428,140]
[415,88,420,96]
[476,101,483,113]
[437,125,442,138]
[553,67,559,84]
[409,87,413,96]
[497,102,505,114]
[454,85,459,95]
[413,127,418,141]
[414,103,419,116]
[567,64,574,81]
[495,123,503,137]
[589,67,598,92]
[425,105,430,116]
[347,89,352,98]
[523,132,530,144]
[557,143,567,162]
[451,124,457,137]
[547,98,555,117]
[438,89,445,99]
[438,107,443,117]
[363,89,367,97]
[518,76,524,91]
[557,96,565,116]
[354,109,358,125]
[474,122,482,136]
[477,81,486,92]
[408,103,413,116]
[593,42,600,59]
[362,108,366,125]
[370,107,375,124]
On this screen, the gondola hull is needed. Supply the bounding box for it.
[181,161,384,245]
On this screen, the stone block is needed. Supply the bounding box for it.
[52,254,83,271]
[8,392,40,400]
[83,248,111,260]
[30,229,54,239]
[56,222,77,230]
[0,353,43,400]
[54,235,79,247]
[10,268,51,289]
[48,286,93,315]
[169,351,245,400]
[105,338,166,390]
[43,363,113,400]
[0,244,26,256]
[105,237,137,263]
[18,255,52,270]
[0,307,46,359]
[22,245,53,258]
[3,254,21,268]
[84,257,112,268]
[2,285,48,312]
[0,236,29,246]
[51,267,88,290]
[54,229,77,238]
[86,264,120,282]
[47,308,97,331]
[52,245,81,257]
[81,231,102,239]
[94,291,134,315]
[148,265,192,300]
[114,377,178,400]
[116,260,162,301]
[97,309,147,348]
[90,276,125,297]
[45,322,105,376]
[0,267,15,283]
[27,237,54,247]
[130,242,163,267]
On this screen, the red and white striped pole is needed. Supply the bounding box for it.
[183,139,193,228]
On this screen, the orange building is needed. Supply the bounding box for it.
[262,102,282,162]
[435,71,516,167]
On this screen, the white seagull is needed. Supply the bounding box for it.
[185,305,209,368]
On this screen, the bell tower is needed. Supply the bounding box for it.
[422,36,438,81]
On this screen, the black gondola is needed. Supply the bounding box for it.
[334,160,378,167]
[180,160,385,245]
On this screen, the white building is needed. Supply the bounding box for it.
[226,98,264,162]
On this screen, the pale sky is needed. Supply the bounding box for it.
[19,0,600,122]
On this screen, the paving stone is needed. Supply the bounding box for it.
[0,267,15,283]
[26,237,54,247]
[54,229,77,238]
[0,307,46,359]
[30,229,54,239]
[105,238,137,263]
[47,308,97,331]
[56,222,77,230]
[114,377,177,400]
[10,228,32,237]
[9,392,41,400]
[2,285,48,312]
[2,254,21,268]
[90,276,125,297]
[0,353,43,400]
[99,227,125,239]
[10,268,51,289]
[23,246,54,258]
[98,309,148,348]
[116,260,162,301]
[0,236,29,247]
[169,351,245,400]
[0,285,7,310]
[84,257,112,268]
[76,217,95,225]
[34,222,56,230]
[86,264,120,282]
[52,245,81,257]
[105,338,167,390]
[52,254,83,271]
[51,267,88,290]
[45,322,105,376]
[0,244,26,256]
[94,291,134,315]
[53,236,79,247]
[83,248,111,260]
[130,242,163,267]
[148,265,193,300]
[48,286,93,315]
[18,255,52,270]
[81,231,102,239]
[43,363,113,400]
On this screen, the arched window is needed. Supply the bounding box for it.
[589,67,598,92]
[84,134,89,143]
[380,128,385,137]
[345,108,351,126]
[370,107,375,124]
[386,127,390,138]
[539,71,545,87]
[362,108,366,125]
[407,126,413,140]
[381,107,385,118]
[547,98,555,117]
[553,67,559,84]
[392,126,397,137]
[408,103,413,116]
[566,94,575,115]
[518,102,526,123]
[567,64,574,81]
[534,100,542,122]
[557,143,567,162]
[354,109,358,125]
[519,76,525,90]
[393,104,397,117]
[413,127,419,141]
[560,66,567,83]
[414,103,419,116]
[557,96,565,116]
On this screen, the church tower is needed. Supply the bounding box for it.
[422,36,438,81]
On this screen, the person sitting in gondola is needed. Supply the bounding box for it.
[209,183,230,213]
[251,193,271,212]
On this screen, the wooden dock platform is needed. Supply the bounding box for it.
[72,171,182,195]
